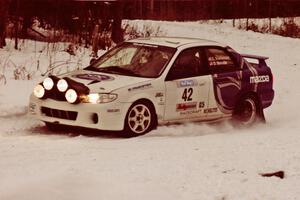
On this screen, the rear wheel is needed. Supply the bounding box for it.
[233,95,265,127]
[123,101,156,137]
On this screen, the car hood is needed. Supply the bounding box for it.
[60,70,152,93]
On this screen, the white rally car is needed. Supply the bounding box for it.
[29,37,274,137]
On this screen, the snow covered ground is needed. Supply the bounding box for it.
[1,20,300,200]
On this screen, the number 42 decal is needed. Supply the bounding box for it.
[182,88,193,101]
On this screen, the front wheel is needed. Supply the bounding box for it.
[123,102,156,137]
[233,96,265,127]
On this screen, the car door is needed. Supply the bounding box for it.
[204,47,242,116]
[164,48,211,121]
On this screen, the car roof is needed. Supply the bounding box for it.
[128,37,226,48]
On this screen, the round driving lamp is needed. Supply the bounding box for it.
[33,84,45,98]
[57,79,68,92]
[65,89,78,103]
[43,77,54,90]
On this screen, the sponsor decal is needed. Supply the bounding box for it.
[177,79,197,88]
[208,56,231,66]
[128,83,152,92]
[73,73,114,81]
[155,92,164,98]
[155,92,165,105]
[179,110,201,115]
[204,107,218,114]
[107,109,120,113]
[208,56,230,61]
[176,102,197,111]
[209,60,229,66]
[250,75,270,84]
[199,101,205,108]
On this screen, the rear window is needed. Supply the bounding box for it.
[206,48,237,73]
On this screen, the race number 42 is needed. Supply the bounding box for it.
[182,88,193,101]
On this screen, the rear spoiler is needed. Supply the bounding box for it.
[241,54,269,66]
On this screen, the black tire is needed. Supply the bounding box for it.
[233,95,265,127]
[123,101,157,137]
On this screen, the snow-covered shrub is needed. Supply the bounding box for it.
[247,22,259,32]
[0,73,6,85]
[0,58,7,85]
[275,19,300,38]
[235,17,300,38]
[122,21,166,40]
[0,55,10,84]
[13,66,32,80]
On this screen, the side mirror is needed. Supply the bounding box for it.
[90,58,97,65]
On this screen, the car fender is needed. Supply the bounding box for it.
[116,82,165,118]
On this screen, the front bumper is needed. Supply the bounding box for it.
[29,94,130,131]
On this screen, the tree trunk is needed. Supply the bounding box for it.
[149,0,154,19]
[15,20,19,50]
[15,0,20,50]
[111,1,124,44]
[92,24,100,57]
[268,0,272,33]
[20,0,33,39]
[0,0,9,48]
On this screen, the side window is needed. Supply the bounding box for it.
[166,48,208,80]
[205,48,237,74]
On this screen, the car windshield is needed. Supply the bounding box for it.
[85,42,176,78]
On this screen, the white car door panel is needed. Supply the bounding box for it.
[163,47,211,121]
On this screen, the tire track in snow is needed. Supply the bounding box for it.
[0,109,41,136]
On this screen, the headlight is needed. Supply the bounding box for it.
[43,77,54,90]
[33,84,45,98]
[83,93,117,104]
[65,89,78,103]
[57,79,68,92]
